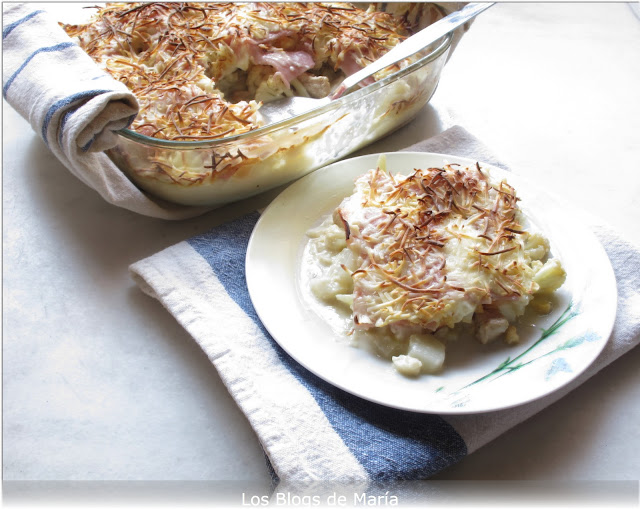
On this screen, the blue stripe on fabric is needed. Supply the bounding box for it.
[80,136,96,152]
[3,41,75,97]
[58,108,76,147]
[2,10,44,39]
[264,452,280,487]
[188,213,467,482]
[57,100,136,149]
[41,89,110,147]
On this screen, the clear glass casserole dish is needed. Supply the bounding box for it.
[105,12,453,207]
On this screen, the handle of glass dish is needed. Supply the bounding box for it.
[330,2,494,100]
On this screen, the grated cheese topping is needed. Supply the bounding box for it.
[336,161,542,332]
[305,159,567,376]
[62,2,424,141]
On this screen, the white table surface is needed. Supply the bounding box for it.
[3,2,639,507]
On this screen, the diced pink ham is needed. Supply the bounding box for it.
[340,51,375,86]
[252,29,296,46]
[340,51,363,77]
[249,47,315,86]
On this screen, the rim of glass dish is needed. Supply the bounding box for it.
[116,32,453,149]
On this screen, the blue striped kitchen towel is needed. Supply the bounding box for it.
[2,4,208,219]
[129,127,640,484]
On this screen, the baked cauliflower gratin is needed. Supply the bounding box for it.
[62,2,440,141]
[305,157,566,377]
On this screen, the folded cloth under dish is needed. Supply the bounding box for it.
[130,127,639,484]
[2,4,211,220]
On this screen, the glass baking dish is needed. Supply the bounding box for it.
[106,15,453,207]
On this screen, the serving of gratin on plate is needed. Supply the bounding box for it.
[246,152,616,413]
[305,155,567,377]
[60,2,452,206]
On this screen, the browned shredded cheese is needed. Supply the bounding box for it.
[62,2,416,141]
[336,163,537,331]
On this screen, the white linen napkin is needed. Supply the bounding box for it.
[129,126,640,484]
[2,3,211,220]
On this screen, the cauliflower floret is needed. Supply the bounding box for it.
[307,222,347,253]
[392,355,422,377]
[525,232,550,261]
[533,258,567,294]
[335,293,354,308]
[310,258,353,302]
[368,331,406,358]
[504,325,520,345]
[205,43,248,80]
[474,308,509,344]
[497,299,529,323]
[296,73,331,98]
[529,296,552,315]
[248,65,290,103]
[407,334,445,373]
[195,76,218,95]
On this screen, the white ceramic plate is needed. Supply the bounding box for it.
[246,152,617,414]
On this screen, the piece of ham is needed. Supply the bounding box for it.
[340,51,375,87]
[248,46,315,87]
[340,51,363,77]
